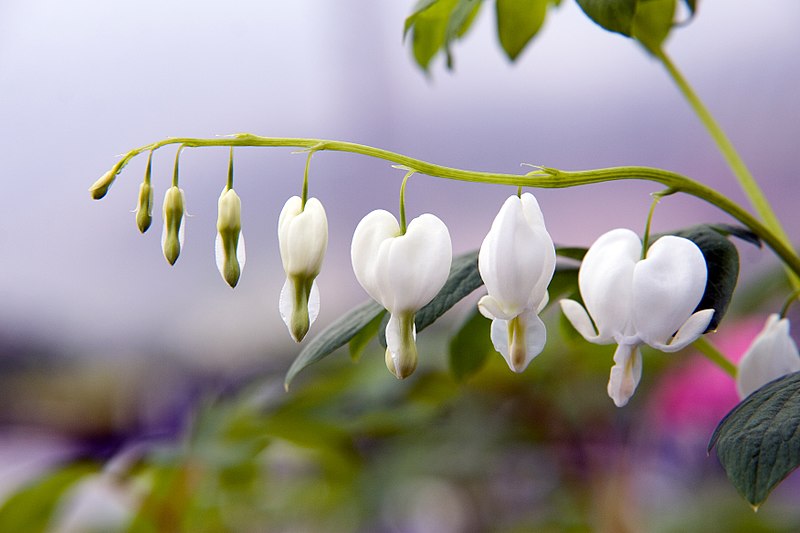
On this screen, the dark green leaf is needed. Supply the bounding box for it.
[575,0,637,36]
[349,310,385,362]
[496,0,548,61]
[576,0,677,52]
[667,224,741,332]
[547,265,580,302]
[709,371,800,508]
[380,250,483,346]
[0,462,98,533]
[555,246,587,262]
[284,300,386,389]
[449,307,496,381]
[708,223,761,248]
[683,0,697,15]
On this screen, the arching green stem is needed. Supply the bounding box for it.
[779,290,800,319]
[655,48,796,288]
[693,337,737,378]
[95,135,800,282]
[172,144,186,187]
[641,193,662,259]
[301,150,313,210]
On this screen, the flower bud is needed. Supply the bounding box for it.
[737,314,800,399]
[215,188,245,288]
[278,196,328,341]
[135,181,154,233]
[161,186,185,265]
[89,170,116,200]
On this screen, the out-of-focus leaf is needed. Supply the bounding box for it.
[449,307,496,381]
[0,462,98,533]
[576,0,678,53]
[709,371,800,508]
[683,0,697,15]
[631,0,676,53]
[555,246,587,262]
[285,300,386,389]
[547,265,580,302]
[380,250,483,347]
[349,310,385,362]
[405,0,483,71]
[496,0,548,61]
[668,224,744,332]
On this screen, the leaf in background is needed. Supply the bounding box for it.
[449,307,496,381]
[496,0,548,61]
[555,246,587,262]
[631,0,676,53]
[575,0,678,53]
[668,224,743,332]
[0,462,98,533]
[285,300,386,389]
[546,265,580,302]
[349,310,385,362]
[405,0,483,71]
[380,250,483,346]
[709,371,800,508]
[683,0,697,15]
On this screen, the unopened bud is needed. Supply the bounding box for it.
[215,188,245,287]
[136,181,154,233]
[385,313,418,379]
[89,170,116,200]
[161,186,185,265]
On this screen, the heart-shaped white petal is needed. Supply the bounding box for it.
[607,343,643,407]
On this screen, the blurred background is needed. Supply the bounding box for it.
[1,0,800,531]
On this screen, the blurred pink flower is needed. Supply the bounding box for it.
[647,318,764,436]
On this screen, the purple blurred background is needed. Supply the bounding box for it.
[0,0,799,509]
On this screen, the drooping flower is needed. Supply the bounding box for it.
[737,314,800,399]
[278,196,328,342]
[135,180,154,233]
[560,228,714,407]
[161,186,186,265]
[215,187,246,288]
[351,210,452,379]
[478,193,556,372]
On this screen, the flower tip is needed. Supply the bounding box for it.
[89,170,115,199]
[385,347,417,379]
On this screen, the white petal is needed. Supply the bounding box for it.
[237,232,246,268]
[489,309,547,373]
[478,195,555,316]
[649,309,714,352]
[281,198,328,277]
[351,210,401,306]
[579,229,641,340]
[559,299,614,344]
[375,214,452,313]
[308,280,320,327]
[278,196,303,273]
[633,236,708,347]
[607,343,643,407]
[737,314,800,399]
[279,278,293,332]
[214,231,246,283]
[478,295,515,320]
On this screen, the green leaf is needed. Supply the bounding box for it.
[380,250,483,347]
[555,246,587,262]
[631,0,677,53]
[348,309,384,362]
[0,462,98,533]
[496,0,548,61]
[547,265,580,302]
[709,371,800,508]
[668,224,742,332]
[575,0,677,52]
[683,0,697,15]
[284,300,386,389]
[449,307,496,381]
[405,0,483,71]
[575,0,637,36]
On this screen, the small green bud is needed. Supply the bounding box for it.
[215,188,245,287]
[89,170,116,200]
[385,313,418,379]
[136,181,154,233]
[161,186,185,265]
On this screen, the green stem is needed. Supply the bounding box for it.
[693,337,737,378]
[97,135,800,280]
[641,193,661,259]
[227,147,234,190]
[399,170,414,234]
[301,150,313,210]
[656,48,798,288]
[172,145,186,187]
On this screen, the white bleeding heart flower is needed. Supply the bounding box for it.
[560,228,714,407]
[215,187,246,288]
[351,210,452,379]
[161,186,186,265]
[737,314,800,399]
[278,196,328,342]
[478,193,556,372]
